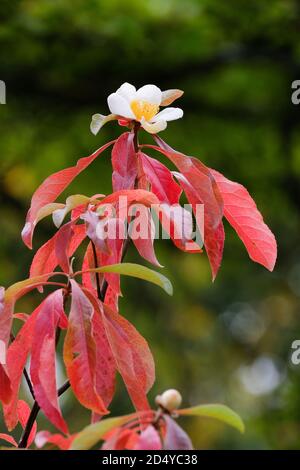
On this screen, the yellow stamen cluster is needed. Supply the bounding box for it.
[130,100,159,121]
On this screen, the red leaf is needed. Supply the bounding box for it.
[112,132,138,191]
[103,285,119,311]
[55,227,72,274]
[0,401,37,448]
[0,282,40,404]
[0,287,13,401]
[139,152,182,204]
[3,306,40,430]
[99,189,163,263]
[102,427,139,450]
[0,433,17,447]
[63,281,108,415]
[81,243,98,294]
[130,207,161,267]
[22,140,114,248]
[30,224,86,278]
[81,211,110,255]
[151,137,223,232]
[204,221,225,279]
[134,425,162,450]
[35,430,76,450]
[13,313,29,322]
[102,303,155,411]
[0,275,62,405]
[158,203,201,253]
[0,366,12,406]
[99,218,124,294]
[30,290,68,434]
[17,400,37,447]
[91,311,116,422]
[163,415,193,450]
[1,273,68,418]
[55,222,74,274]
[100,188,159,209]
[210,169,277,271]
[174,171,224,278]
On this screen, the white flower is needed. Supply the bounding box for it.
[90,82,184,135]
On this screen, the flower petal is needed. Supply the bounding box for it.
[107,93,135,119]
[152,107,183,122]
[136,85,162,105]
[90,114,117,135]
[161,89,184,106]
[141,119,167,134]
[116,82,136,103]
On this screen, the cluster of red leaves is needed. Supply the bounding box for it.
[34,408,194,450]
[0,129,276,448]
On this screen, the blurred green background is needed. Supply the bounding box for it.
[1,0,300,450]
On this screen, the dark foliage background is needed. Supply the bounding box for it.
[1,0,300,449]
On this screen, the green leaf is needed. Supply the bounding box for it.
[77,262,173,296]
[178,404,245,434]
[71,414,133,450]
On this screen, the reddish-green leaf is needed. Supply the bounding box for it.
[178,403,244,433]
[80,262,173,296]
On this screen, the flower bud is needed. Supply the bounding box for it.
[155,389,182,411]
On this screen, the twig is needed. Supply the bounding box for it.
[18,380,71,449]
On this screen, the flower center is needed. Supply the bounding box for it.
[130,100,159,122]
